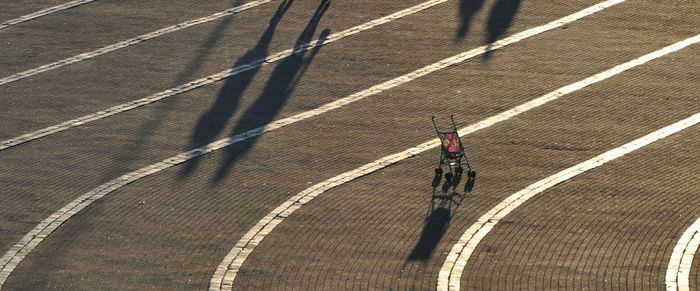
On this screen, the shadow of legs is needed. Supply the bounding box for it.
[455,0,485,42]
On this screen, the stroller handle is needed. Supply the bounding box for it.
[432,115,459,132]
[450,115,458,131]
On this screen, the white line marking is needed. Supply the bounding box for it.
[0,0,465,286]
[439,114,700,291]
[0,0,272,86]
[209,2,648,289]
[437,34,700,291]
[0,0,623,287]
[0,0,98,30]
[666,217,700,291]
[0,0,453,152]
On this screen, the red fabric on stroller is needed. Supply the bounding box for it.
[439,133,460,156]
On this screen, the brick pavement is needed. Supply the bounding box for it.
[0,0,698,290]
[0,1,86,26]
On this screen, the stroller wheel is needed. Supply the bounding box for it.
[468,170,477,178]
[435,168,443,175]
[445,172,454,182]
[455,166,463,174]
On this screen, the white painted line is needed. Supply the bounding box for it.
[666,217,700,291]
[0,0,98,30]
[0,0,272,86]
[0,0,623,287]
[209,2,692,289]
[439,113,700,291]
[438,35,700,290]
[213,33,700,291]
[0,0,453,152]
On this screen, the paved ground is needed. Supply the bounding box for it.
[0,0,698,290]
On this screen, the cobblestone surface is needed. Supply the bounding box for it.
[0,0,698,290]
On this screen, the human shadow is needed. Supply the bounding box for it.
[173,0,245,84]
[211,0,331,184]
[180,0,295,176]
[407,176,464,261]
[101,0,244,181]
[483,0,522,61]
[455,0,485,42]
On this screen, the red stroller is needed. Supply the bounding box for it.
[432,115,476,186]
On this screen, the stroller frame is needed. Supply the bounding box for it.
[431,115,476,183]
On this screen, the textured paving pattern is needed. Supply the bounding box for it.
[0,0,698,290]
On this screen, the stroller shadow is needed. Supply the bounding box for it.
[406,174,467,261]
[465,172,476,193]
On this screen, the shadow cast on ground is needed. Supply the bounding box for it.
[103,0,245,180]
[483,0,522,61]
[454,0,522,61]
[407,172,469,261]
[455,0,485,42]
[180,0,296,176]
[212,1,331,184]
[178,0,332,183]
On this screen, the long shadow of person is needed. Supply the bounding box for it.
[104,0,245,181]
[482,0,522,61]
[181,0,294,176]
[455,0,485,42]
[173,0,245,85]
[211,0,331,184]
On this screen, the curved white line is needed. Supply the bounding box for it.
[437,34,700,291]
[0,0,271,87]
[208,2,633,289]
[666,217,700,291]
[439,113,700,291]
[0,0,491,285]
[0,0,98,30]
[0,0,624,287]
[0,0,452,152]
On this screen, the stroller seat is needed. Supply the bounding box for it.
[432,115,476,180]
